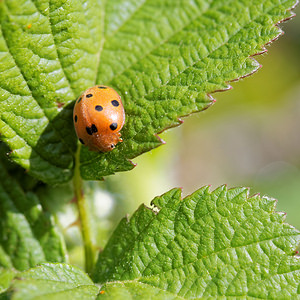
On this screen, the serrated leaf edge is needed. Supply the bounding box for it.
[84,1,299,173]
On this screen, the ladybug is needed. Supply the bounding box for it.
[73,85,125,152]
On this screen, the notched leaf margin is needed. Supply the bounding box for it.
[97,2,299,175]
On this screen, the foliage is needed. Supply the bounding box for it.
[94,186,300,299]
[0,0,295,182]
[8,263,98,300]
[0,147,66,271]
[0,0,299,299]
[3,187,300,299]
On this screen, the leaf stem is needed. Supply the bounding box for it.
[73,144,94,274]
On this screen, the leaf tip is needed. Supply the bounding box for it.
[261,195,278,211]
[150,187,182,210]
[252,47,268,57]
[154,133,166,145]
[277,0,299,24]
[276,211,288,222]
[128,159,137,167]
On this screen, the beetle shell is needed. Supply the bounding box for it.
[73,85,125,152]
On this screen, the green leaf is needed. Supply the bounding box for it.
[93,186,300,299]
[0,143,38,191]
[0,0,99,183]
[0,156,66,271]
[9,263,99,300]
[96,282,183,300]
[0,0,297,182]
[0,268,16,294]
[80,0,297,180]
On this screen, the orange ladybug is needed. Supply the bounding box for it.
[73,85,125,152]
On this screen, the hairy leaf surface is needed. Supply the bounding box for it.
[0,0,297,182]
[94,186,300,299]
[80,0,297,179]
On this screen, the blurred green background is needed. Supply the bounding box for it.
[60,7,300,267]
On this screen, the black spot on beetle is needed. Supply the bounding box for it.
[79,138,84,144]
[95,105,103,111]
[111,144,115,148]
[91,124,98,133]
[86,127,92,135]
[98,86,107,89]
[77,97,82,103]
[74,115,78,122]
[111,100,119,107]
[110,123,118,131]
[86,124,98,135]
[86,94,93,98]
